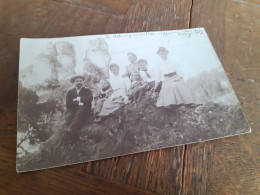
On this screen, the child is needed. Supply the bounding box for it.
[127,71,147,103]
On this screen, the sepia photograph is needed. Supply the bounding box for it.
[17,28,251,172]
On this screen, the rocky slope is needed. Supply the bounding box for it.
[17,93,250,172]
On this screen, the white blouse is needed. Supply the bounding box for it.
[108,74,131,90]
[156,59,180,81]
[139,68,155,82]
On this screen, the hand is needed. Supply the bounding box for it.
[78,102,84,106]
[73,97,81,102]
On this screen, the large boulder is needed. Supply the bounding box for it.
[83,38,111,80]
[19,42,76,104]
[55,41,76,81]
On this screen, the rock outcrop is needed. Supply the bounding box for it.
[83,38,111,80]
[16,92,249,172]
[19,42,76,104]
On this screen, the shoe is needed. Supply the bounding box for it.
[95,118,102,123]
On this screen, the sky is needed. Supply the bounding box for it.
[19,28,224,81]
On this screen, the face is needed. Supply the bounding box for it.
[127,54,137,63]
[100,79,109,88]
[132,72,140,81]
[110,66,119,75]
[74,78,83,88]
[139,62,147,71]
[158,52,168,61]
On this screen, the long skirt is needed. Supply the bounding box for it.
[156,78,199,107]
[100,88,126,116]
[94,99,105,115]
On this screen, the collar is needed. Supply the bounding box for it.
[76,86,83,94]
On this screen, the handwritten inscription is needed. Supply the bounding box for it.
[105,29,204,39]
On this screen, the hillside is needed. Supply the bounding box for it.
[16,93,249,172]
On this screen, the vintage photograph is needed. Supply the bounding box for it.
[17,28,251,172]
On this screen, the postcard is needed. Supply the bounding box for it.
[17,28,251,172]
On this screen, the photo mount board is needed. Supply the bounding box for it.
[17,28,251,172]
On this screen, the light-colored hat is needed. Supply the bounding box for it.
[157,47,169,54]
[70,74,85,83]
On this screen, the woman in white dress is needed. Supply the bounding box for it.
[99,64,130,116]
[155,47,199,107]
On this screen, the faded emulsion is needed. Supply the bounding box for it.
[16,28,251,172]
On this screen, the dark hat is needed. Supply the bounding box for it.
[157,47,169,54]
[70,74,85,83]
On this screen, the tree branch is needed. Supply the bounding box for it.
[17,130,31,147]
[18,145,30,155]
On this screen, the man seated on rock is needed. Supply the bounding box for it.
[65,75,93,140]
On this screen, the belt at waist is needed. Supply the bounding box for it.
[164,72,176,77]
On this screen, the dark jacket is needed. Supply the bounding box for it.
[66,87,93,111]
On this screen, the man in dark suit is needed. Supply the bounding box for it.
[65,75,93,138]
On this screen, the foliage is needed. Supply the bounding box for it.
[16,94,250,171]
[186,69,233,103]
[17,82,66,157]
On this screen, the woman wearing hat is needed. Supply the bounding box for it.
[155,47,199,107]
[99,63,131,117]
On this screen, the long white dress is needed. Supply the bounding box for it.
[100,74,130,116]
[156,60,199,107]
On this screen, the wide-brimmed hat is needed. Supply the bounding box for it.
[70,74,85,83]
[157,47,169,54]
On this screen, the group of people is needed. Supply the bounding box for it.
[65,47,200,136]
